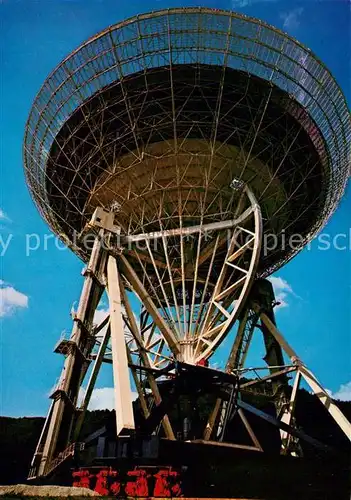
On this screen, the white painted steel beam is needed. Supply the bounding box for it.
[125,206,254,243]
[258,308,351,441]
[107,255,135,435]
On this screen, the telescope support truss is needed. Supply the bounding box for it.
[29,206,351,480]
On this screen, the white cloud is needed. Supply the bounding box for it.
[90,387,115,410]
[280,7,304,30]
[232,0,277,7]
[0,281,28,317]
[232,0,250,6]
[94,307,109,327]
[268,276,293,309]
[79,386,138,410]
[0,208,11,222]
[330,381,351,401]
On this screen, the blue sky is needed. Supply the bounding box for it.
[0,0,350,416]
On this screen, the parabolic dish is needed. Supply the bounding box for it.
[24,7,350,276]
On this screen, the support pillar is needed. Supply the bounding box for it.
[256,307,351,441]
[32,230,105,477]
[107,255,135,436]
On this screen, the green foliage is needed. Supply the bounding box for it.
[0,416,44,486]
[0,389,349,487]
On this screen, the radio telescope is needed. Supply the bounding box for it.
[24,8,350,480]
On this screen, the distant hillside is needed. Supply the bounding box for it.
[0,390,349,486]
[0,415,44,486]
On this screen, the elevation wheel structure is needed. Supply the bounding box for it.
[23,8,351,479]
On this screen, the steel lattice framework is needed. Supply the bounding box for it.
[24,8,351,480]
[24,7,350,277]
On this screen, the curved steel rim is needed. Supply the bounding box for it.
[23,7,351,274]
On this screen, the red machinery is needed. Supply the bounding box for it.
[72,466,182,497]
